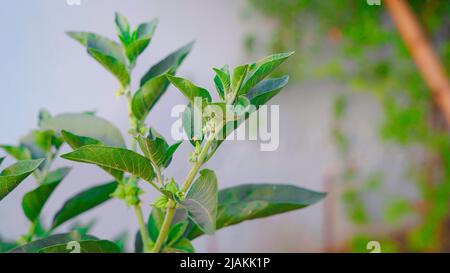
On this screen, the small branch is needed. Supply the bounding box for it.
[134,205,151,253]
[385,0,450,124]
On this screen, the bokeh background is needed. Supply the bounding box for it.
[1,0,449,252]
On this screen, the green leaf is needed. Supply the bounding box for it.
[67,32,130,87]
[22,167,71,222]
[126,19,158,65]
[115,12,131,45]
[231,64,249,98]
[182,169,218,235]
[0,159,44,201]
[10,232,96,253]
[163,141,182,168]
[166,75,212,103]
[38,240,120,253]
[147,207,165,241]
[0,157,4,168]
[132,74,169,121]
[245,75,290,106]
[0,145,31,161]
[140,41,194,86]
[164,238,195,253]
[137,136,166,168]
[167,221,189,246]
[19,133,47,160]
[40,113,125,148]
[61,145,155,183]
[187,184,326,239]
[213,65,230,100]
[240,52,293,95]
[52,181,117,229]
[61,130,124,181]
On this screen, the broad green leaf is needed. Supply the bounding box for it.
[61,145,155,183]
[140,41,194,86]
[61,130,123,181]
[166,75,212,103]
[10,232,96,253]
[182,169,218,234]
[213,65,230,100]
[115,12,131,45]
[39,239,120,253]
[40,113,126,148]
[239,52,293,95]
[22,167,71,222]
[0,145,31,160]
[0,159,44,201]
[52,181,117,229]
[126,19,158,65]
[67,31,130,87]
[137,136,166,168]
[167,221,189,246]
[187,184,326,239]
[245,75,290,106]
[163,141,182,168]
[231,64,249,98]
[164,238,195,253]
[147,207,164,242]
[132,74,169,121]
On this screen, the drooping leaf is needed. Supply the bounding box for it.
[187,184,326,239]
[231,64,249,98]
[166,75,212,103]
[22,167,71,222]
[40,113,126,148]
[38,239,120,253]
[182,169,218,234]
[239,52,293,95]
[245,75,290,106]
[140,41,194,86]
[0,159,44,201]
[67,31,130,87]
[213,65,230,100]
[10,232,96,253]
[61,145,155,183]
[61,130,124,181]
[51,181,117,229]
[0,145,31,161]
[132,74,169,121]
[126,19,158,65]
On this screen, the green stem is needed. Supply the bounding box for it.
[134,205,151,253]
[151,133,217,253]
[151,200,176,253]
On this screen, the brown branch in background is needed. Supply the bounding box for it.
[385,0,450,125]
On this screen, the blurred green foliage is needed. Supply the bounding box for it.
[246,0,450,252]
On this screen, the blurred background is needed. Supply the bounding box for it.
[0,0,449,252]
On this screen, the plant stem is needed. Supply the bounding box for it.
[134,204,151,253]
[151,200,176,253]
[151,132,217,253]
[123,85,153,253]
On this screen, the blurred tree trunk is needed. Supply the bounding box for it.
[385,0,450,125]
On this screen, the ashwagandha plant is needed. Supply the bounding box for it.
[0,13,325,253]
